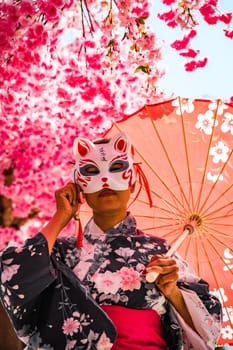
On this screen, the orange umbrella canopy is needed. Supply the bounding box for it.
[80,97,233,345]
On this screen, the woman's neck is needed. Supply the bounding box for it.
[93,211,127,232]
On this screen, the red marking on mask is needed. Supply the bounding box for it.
[77,140,90,157]
[102,183,109,188]
[115,136,127,152]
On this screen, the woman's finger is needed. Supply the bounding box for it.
[156,270,179,287]
[147,255,176,268]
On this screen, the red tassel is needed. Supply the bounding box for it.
[77,218,83,248]
[129,163,153,208]
[74,205,83,248]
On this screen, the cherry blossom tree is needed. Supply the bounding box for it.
[0,0,165,249]
[0,0,233,250]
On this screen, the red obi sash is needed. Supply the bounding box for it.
[101,305,168,349]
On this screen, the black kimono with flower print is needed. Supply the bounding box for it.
[0,215,222,350]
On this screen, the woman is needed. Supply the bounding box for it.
[0,132,222,349]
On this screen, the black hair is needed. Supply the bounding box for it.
[93,138,110,145]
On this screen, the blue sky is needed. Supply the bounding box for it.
[152,1,233,101]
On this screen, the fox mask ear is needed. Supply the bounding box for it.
[109,132,130,153]
[73,137,95,159]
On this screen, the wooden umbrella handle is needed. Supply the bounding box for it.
[145,226,193,283]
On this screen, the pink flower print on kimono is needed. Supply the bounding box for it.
[73,240,95,280]
[1,260,20,283]
[92,267,141,296]
[0,259,24,305]
[117,266,141,291]
[96,332,113,350]
[62,317,80,336]
[92,270,122,295]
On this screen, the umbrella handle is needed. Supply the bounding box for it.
[145,227,192,283]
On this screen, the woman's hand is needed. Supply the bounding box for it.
[146,254,196,330]
[146,255,180,300]
[42,183,81,253]
[54,183,80,228]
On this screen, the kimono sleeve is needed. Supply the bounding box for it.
[175,253,222,349]
[0,233,117,350]
[0,233,56,308]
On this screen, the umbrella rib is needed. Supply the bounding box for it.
[137,147,187,210]
[200,156,233,216]
[145,106,192,212]
[133,214,158,219]
[204,200,233,221]
[182,235,192,261]
[206,211,233,224]
[134,191,185,218]
[205,225,233,241]
[143,225,179,232]
[134,197,187,228]
[193,233,200,276]
[178,96,195,210]
[155,227,186,246]
[195,99,221,213]
[139,188,180,212]
[151,189,187,216]
[204,189,233,216]
[201,224,233,267]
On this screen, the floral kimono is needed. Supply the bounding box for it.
[0,214,222,350]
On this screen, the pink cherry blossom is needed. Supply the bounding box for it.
[184,57,208,72]
[224,29,233,39]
